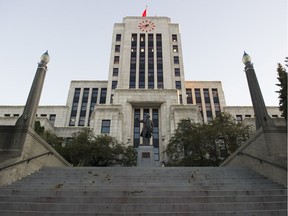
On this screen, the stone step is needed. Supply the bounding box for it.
[0,210,287,216]
[0,194,285,204]
[0,166,286,215]
[0,188,286,197]
[0,202,286,212]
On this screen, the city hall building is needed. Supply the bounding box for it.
[0,16,282,163]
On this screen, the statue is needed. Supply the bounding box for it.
[137,114,154,145]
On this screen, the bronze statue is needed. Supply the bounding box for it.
[137,114,154,145]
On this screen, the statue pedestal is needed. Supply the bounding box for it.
[137,145,155,167]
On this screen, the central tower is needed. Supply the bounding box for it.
[106,16,186,102]
[90,16,201,163]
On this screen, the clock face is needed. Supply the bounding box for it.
[138,20,156,32]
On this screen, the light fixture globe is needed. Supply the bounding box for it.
[242,51,251,65]
[40,51,50,64]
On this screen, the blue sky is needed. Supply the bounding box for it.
[0,0,286,106]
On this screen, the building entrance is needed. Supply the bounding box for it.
[133,108,159,161]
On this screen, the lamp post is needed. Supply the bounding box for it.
[12,51,50,154]
[242,52,275,130]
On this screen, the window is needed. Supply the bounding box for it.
[175,81,181,89]
[116,34,121,41]
[172,34,177,42]
[101,120,110,133]
[114,56,119,64]
[272,115,278,118]
[112,81,117,89]
[99,88,107,104]
[186,89,193,104]
[174,56,179,64]
[115,45,120,52]
[49,114,56,125]
[245,115,251,118]
[203,89,210,103]
[173,45,178,53]
[4,114,10,117]
[88,88,98,126]
[40,114,47,117]
[236,115,243,122]
[174,68,180,76]
[113,68,118,76]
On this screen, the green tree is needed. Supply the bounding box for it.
[34,123,136,167]
[164,113,252,167]
[58,129,137,167]
[276,62,287,121]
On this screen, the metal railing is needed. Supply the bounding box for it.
[0,151,53,172]
[238,152,287,170]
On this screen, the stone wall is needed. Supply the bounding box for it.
[221,126,287,187]
[0,128,70,187]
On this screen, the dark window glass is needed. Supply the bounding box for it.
[115,45,120,52]
[112,81,117,89]
[101,120,110,133]
[176,81,181,89]
[99,88,107,104]
[49,114,56,125]
[174,56,179,64]
[69,88,81,126]
[172,34,177,42]
[175,68,180,76]
[114,56,119,64]
[116,34,121,41]
[173,45,178,53]
[186,89,193,104]
[113,68,119,76]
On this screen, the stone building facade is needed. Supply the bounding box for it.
[0,16,282,163]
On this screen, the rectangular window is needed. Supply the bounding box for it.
[236,115,243,122]
[156,34,163,89]
[174,56,179,64]
[78,88,89,126]
[114,56,119,64]
[174,68,180,76]
[101,120,110,134]
[112,81,117,89]
[4,114,10,117]
[69,88,81,126]
[203,89,210,103]
[49,114,56,125]
[115,45,120,52]
[186,89,193,104]
[173,45,178,53]
[175,81,181,89]
[88,88,98,126]
[212,88,219,103]
[172,34,177,42]
[113,68,119,76]
[99,88,107,104]
[116,34,121,41]
[133,109,140,147]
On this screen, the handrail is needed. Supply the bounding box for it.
[0,151,53,172]
[238,152,287,170]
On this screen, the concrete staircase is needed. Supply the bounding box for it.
[0,167,286,215]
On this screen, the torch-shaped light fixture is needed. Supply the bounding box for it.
[242,52,275,129]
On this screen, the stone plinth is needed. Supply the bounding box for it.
[137,145,155,167]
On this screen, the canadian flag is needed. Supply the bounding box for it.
[142,7,147,17]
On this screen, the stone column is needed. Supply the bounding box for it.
[242,52,275,130]
[11,51,50,156]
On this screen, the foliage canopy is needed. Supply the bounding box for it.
[164,113,252,167]
[276,62,287,121]
[34,122,136,167]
